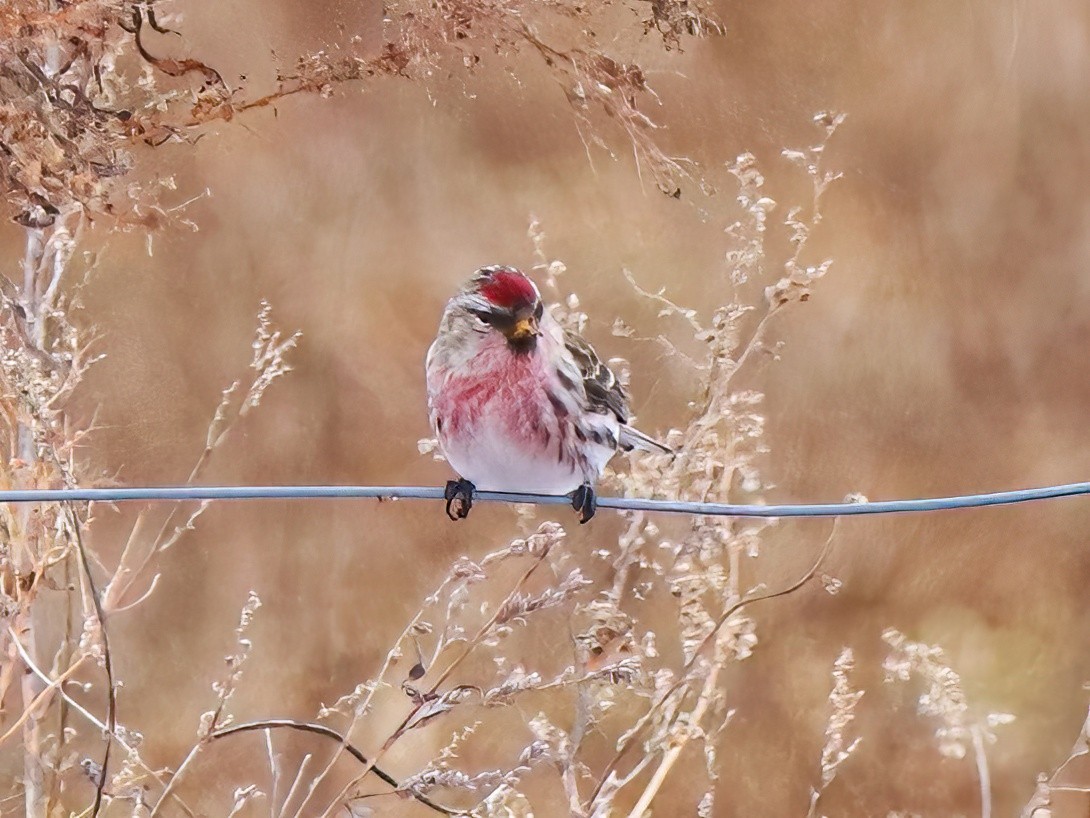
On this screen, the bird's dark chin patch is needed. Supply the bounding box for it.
[506,336,538,354]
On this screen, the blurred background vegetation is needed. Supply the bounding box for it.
[1,0,1088,815]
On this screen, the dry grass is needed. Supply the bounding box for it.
[0,1,1088,816]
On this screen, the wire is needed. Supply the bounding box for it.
[1,481,1089,517]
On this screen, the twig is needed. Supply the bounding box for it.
[971,724,992,818]
[151,720,459,817]
[0,655,86,747]
[208,720,458,816]
[265,729,279,818]
[588,521,839,809]
[66,506,114,818]
[624,662,722,818]
[9,627,196,817]
[317,543,555,816]
[286,573,469,818]
[279,754,314,818]
[148,743,203,818]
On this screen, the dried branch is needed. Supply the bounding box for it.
[0,654,86,747]
[66,507,114,818]
[318,524,565,816]
[589,520,840,812]
[209,720,459,816]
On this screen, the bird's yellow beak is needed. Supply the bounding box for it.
[509,316,540,340]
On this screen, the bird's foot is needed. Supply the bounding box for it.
[570,483,597,524]
[444,479,476,521]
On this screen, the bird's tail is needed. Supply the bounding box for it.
[619,425,673,455]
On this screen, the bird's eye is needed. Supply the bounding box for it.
[470,309,493,326]
[533,302,544,320]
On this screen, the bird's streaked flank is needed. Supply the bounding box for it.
[1,482,1089,516]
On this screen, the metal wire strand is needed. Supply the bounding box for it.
[1,482,1089,516]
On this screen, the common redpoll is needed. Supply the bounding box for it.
[425,265,672,523]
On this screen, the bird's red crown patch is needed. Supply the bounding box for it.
[479,268,538,308]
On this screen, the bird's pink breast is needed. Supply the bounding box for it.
[429,334,613,493]
[437,345,559,445]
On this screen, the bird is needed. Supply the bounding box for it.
[425,265,672,523]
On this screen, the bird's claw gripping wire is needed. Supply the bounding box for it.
[571,483,597,524]
[444,479,476,521]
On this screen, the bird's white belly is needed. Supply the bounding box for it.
[442,406,586,494]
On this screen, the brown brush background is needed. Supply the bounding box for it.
[3,0,1089,814]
